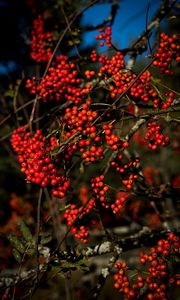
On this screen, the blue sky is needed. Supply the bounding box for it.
[80,0,161,49]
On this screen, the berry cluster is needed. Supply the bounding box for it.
[64,100,98,137]
[139,233,180,299]
[26,55,89,104]
[11,127,70,198]
[153,33,180,74]
[161,91,175,109]
[130,71,151,102]
[63,101,105,162]
[30,15,53,63]
[90,49,98,62]
[81,145,104,163]
[114,234,180,300]
[111,154,139,189]
[98,51,125,78]
[64,200,95,243]
[111,191,128,214]
[96,26,112,48]
[84,70,96,80]
[109,70,136,98]
[110,69,175,109]
[144,122,170,150]
[103,124,128,151]
[114,262,137,299]
[91,175,109,208]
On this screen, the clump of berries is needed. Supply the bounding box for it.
[98,51,125,78]
[26,55,90,104]
[103,124,128,151]
[111,191,128,214]
[30,15,53,63]
[96,26,112,48]
[114,262,138,299]
[11,127,70,198]
[91,175,109,208]
[144,122,170,150]
[64,199,95,243]
[114,233,180,300]
[63,100,105,163]
[153,33,180,74]
[111,154,139,190]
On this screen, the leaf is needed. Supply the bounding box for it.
[4,90,14,98]
[19,220,33,242]
[9,236,25,254]
[168,16,177,20]
[151,76,161,84]
[68,40,74,46]
[46,129,59,139]
[61,259,89,271]
[41,235,52,245]
[74,259,89,271]
[25,247,35,256]
[12,249,22,263]
[50,265,65,279]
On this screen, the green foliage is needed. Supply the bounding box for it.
[18,220,33,242]
[9,236,26,254]
[12,248,22,263]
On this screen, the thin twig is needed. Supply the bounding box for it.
[35,189,43,282]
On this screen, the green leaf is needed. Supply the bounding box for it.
[68,40,74,46]
[41,235,52,245]
[19,220,33,242]
[12,248,22,263]
[61,259,89,271]
[50,265,65,279]
[25,247,35,256]
[9,236,25,254]
[74,259,89,271]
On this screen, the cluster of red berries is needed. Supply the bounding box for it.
[161,91,175,109]
[90,49,98,62]
[111,192,128,214]
[91,175,109,208]
[64,200,95,243]
[140,234,179,265]
[114,262,138,299]
[103,124,128,151]
[144,122,170,150]
[98,51,125,77]
[96,26,112,48]
[153,33,180,74]
[110,70,158,107]
[11,127,70,198]
[26,55,88,104]
[109,70,135,98]
[139,233,180,299]
[111,154,139,174]
[63,101,105,162]
[111,154,139,189]
[30,15,53,63]
[130,71,151,102]
[81,145,104,163]
[64,100,98,137]
[84,69,96,80]
[114,234,179,300]
[110,70,175,109]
